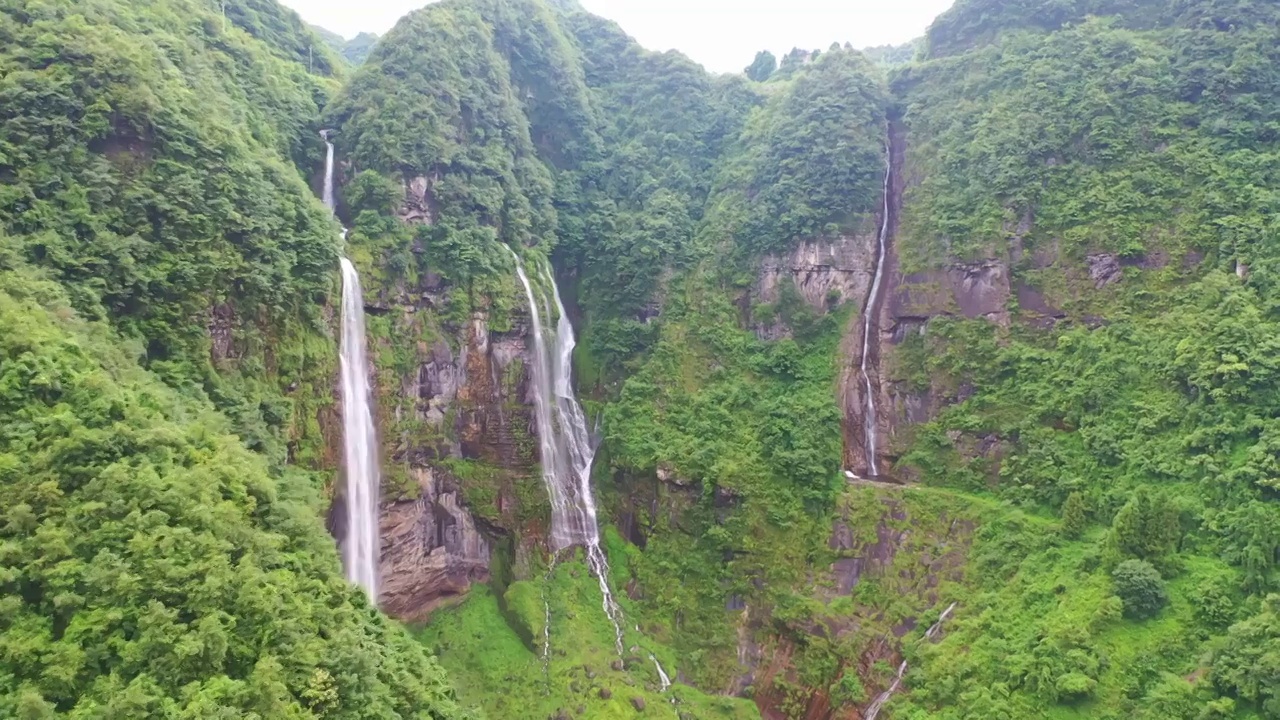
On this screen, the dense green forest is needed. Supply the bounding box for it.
[0,0,465,716]
[4,0,1280,718]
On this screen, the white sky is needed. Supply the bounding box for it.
[280,0,956,74]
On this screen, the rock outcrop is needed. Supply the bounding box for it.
[380,467,491,621]
[742,492,972,720]
[324,174,542,619]
[755,231,877,318]
[367,295,536,619]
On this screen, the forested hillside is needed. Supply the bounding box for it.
[5,0,1280,718]
[886,0,1280,717]
[0,0,464,716]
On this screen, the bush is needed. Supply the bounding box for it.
[1113,559,1168,620]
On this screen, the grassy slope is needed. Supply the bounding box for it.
[419,535,759,719]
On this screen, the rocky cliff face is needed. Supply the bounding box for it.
[859,122,1022,479]
[753,230,878,341]
[368,274,544,619]
[316,166,551,621]
[380,466,491,621]
[837,122,907,479]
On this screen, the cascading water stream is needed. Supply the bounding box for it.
[508,248,624,655]
[651,655,672,693]
[864,602,957,720]
[323,130,380,601]
[858,141,893,478]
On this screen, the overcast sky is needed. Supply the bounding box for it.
[280,0,956,74]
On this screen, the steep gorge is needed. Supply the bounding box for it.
[321,0,1280,717]
[5,0,1280,718]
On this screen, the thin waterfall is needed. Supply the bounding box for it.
[508,247,624,654]
[323,130,380,601]
[859,140,893,478]
[864,602,957,720]
[863,660,907,720]
[322,132,337,211]
[651,654,672,692]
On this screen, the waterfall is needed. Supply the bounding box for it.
[339,258,381,600]
[863,660,907,720]
[508,247,624,654]
[322,132,337,211]
[858,140,893,478]
[864,602,957,720]
[323,130,381,601]
[925,602,957,640]
[651,655,672,692]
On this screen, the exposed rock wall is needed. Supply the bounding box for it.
[743,490,973,720]
[754,229,878,336]
[380,467,491,621]
[368,284,537,619]
[316,171,545,621]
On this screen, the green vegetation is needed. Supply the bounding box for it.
[311,26,379,65]
[604,278,850,686]
[419,546,759,719]
[1113,560,1169,619]
[0,0,342,469]
[0,0,469,715]
[8,0,1280,718]
[886,0,1280,717]
[745,51,777,82]
[0,254,465,718]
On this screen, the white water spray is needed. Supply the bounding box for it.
[509,248,624,654]
[864,602,957,720]
[863,660,907,720]
[324,130,380,601]
[858,141,893,477]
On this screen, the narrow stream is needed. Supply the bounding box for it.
[864,602,957,720]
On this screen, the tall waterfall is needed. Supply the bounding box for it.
[323,130,381,601]
[508,247,624,654]
[858,142,893,477]
[339,258,381,600]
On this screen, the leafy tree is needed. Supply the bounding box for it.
[1060,491,1087,538]
[1113,560,1168,619]
[1212,595,1280,717]
[745,50,777,81]
[777,47,812,76]
[1109,490,1182,567]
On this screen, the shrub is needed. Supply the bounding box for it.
[1113,559,1168,620]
